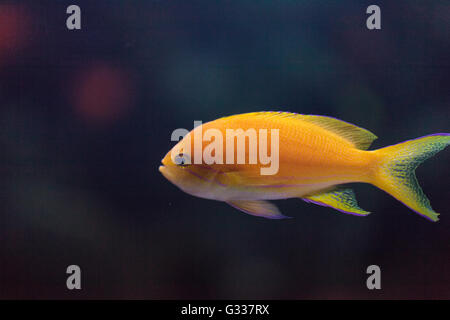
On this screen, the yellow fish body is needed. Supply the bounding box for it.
[159,112,449,221]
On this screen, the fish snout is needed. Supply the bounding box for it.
[159,157,167,173]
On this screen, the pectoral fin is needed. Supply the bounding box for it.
[226,200,291,219]
[302,188,370,216]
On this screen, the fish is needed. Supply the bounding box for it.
[159,112,449,221]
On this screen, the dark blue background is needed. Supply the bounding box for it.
[0,0,449,298]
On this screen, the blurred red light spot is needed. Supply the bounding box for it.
[72,64,135,126]
[0,4,29,61]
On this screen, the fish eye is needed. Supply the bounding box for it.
[174,153,191,166]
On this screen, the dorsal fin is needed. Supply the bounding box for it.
[222,112,378,150]
[295,114,377,150]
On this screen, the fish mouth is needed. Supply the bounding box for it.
[159,161,172,175]
[159,163,175,182]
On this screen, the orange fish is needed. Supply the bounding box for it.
[159,112,449,221]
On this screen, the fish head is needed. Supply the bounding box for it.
[159,131,218,198]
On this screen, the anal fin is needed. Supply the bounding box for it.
[226,200,290,219]
[302,188,370,216]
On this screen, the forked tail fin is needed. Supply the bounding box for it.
[372,134,450,222]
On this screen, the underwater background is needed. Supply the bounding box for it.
[0,0,449,299]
